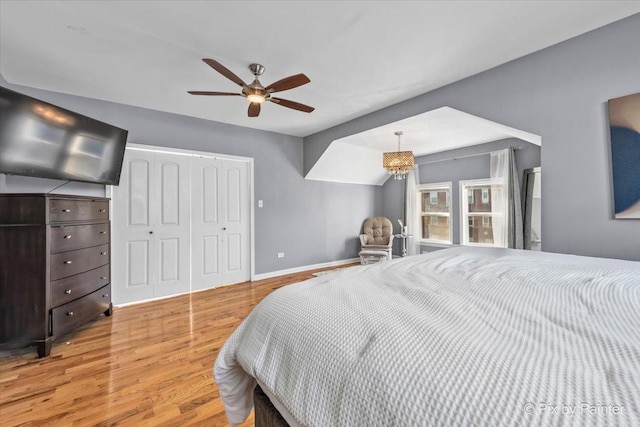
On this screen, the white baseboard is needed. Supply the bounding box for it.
[114,294,176,308]
[114,282,249,308]
[115,258,359,308]
[252,258,360,281]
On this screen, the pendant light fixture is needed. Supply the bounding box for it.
[383,131,414,180]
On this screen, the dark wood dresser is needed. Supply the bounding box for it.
[0,194,112,357]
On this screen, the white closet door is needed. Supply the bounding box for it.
[152,153,191,298]
[112,150,190,304]
[112,149,155,304]
[221,160,250,284]
[191,157,224,291]
[191,157,250,290]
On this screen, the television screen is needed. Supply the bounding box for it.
[0,86,128,185]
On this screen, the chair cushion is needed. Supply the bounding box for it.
[362,217,392,245]
[362,244,392,250]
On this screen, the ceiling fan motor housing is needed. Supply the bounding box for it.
[244,79,269,102]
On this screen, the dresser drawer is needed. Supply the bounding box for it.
[50,223,109,253]
[51,285,111,339]
[50,265,110,308]
[49,199,109,223]
[50,244,109,281]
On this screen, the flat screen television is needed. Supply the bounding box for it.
[0,86,128,185]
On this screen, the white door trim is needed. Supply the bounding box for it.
[108,143,256,286]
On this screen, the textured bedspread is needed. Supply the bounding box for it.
[214,247,640,426]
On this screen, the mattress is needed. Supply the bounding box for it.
[215,247,640,426]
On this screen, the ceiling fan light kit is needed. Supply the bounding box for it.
[383,131,415,180]
[188,59,314,117]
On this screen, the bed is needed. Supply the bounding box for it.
[214,247,640,426]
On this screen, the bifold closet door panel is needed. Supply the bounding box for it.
[112,149,155,304]
[221,160,250,285]
[191,157,224,291]
[152,153,190,299]
[112,150,190,304]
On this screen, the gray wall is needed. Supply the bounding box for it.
[0,75,383,274]
[306,14,640,261]
[380,139,540,251]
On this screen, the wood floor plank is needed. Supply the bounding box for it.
[0,264,356,426]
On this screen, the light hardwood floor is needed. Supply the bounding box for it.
[0,265,355,426]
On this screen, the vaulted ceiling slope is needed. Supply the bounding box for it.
[1,1,638,137]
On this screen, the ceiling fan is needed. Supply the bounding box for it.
[188,59,314,117]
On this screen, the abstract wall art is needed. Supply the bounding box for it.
[608,92,640,219]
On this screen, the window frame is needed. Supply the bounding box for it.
[417,182,452,245]
[459,178,505,247]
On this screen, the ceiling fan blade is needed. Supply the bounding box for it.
[248,102,261,117]
[188,91,242,96]
[265,74,310,93]
[202,58,246,87]
[270,97,315,113]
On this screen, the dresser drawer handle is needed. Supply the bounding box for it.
[67,311,74,316]
[62,209,71,213]
[101,252,107,256]
[99,209,106,213]
[100,276,107,280]
[64,235,72,239]
[103,294,109,298]
[100,231,107,235]
[64,289,72,295]
[64,260,72,265]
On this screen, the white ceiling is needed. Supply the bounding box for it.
[306,107,541,185]
[1,1,638,137]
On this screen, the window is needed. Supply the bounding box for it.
[482,188,489,204]
[460,179,505,247]
[418,182,452,244]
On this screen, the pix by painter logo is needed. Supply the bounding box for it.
[523,402,625,416]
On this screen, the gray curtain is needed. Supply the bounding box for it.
[507,147,524,249]
[522,171,535,250]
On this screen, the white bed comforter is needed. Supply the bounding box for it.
[214,247,640,426]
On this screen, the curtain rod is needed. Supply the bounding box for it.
[416,146,522,166]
